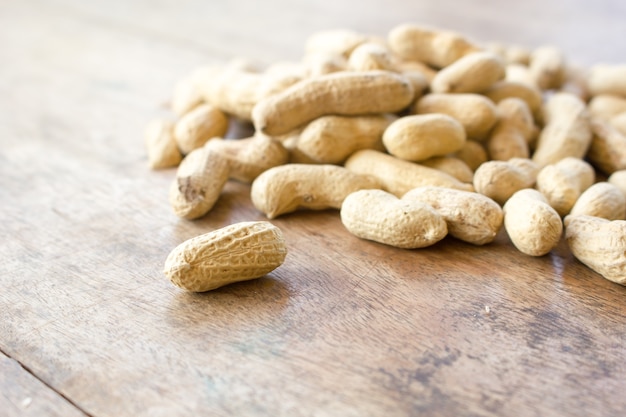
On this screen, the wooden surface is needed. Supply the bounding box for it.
[1,0,626,416]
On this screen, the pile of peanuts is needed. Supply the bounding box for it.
[147,24,626,289]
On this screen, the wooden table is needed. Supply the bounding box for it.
[2,1,625,416]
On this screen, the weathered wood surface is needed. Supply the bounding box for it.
[1,1,625,416]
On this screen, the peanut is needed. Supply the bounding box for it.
[252,70,415,136]
[482,80,543,119]
[610,112,626,136]
[305,29,368,58]
[347,42,396,72]
[473,158,539,205]
[505,63,535,86]
[587,64,626,97]
[608,170,626,198]
[452,140,488,171]
[420,156,474,183]
[295,114,394,164]
[413,93,498,141]
[535,157,595,217]
[528,46,566,90]
[382,114,466,162]
[503,189,563,256]
[340,189,448,249]
[169,147,230,220]
[388,24,478,68]
[174,104,229,155]
[430,51,505,94]
[486,98,535,161]
[203,134,289,183]
[564,215,626,285]
[531,92,592,167]
[403,186,503,245]
[586,118,626,175]
[587,94,626,121]
[250,164,381,219]
[568,182,626,221]
[344,149,474,196]
[144,119,183,169]
[164,221,287,292]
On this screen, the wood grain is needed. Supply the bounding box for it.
[1,1,625,416]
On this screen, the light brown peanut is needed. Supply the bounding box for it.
[250,164,381,219]
[403,186,503,245]
[382,114,466,162]
[430,51,505,94]
[169,147,230,220]
[503,189,563,256]
[587,118,626,175]
[587,94,626,121]
[164,221,287,292]
[420,156,474,183]
[528,46,566,90]
[341,189,448,249]
[252,70,415,136]
[610,112,626,136]
[174,104,229,155]
[564,215,626,286]
[347,42,396,72]
[414,93,498,141]
[452,140,488,171]
[482,80,543,119]
[486,98,535,161]
[568,182,626,221]
[144,119,183,169]
[608,170,626,198]
[473,158,539,205]
[535,157,595,217]
[344,149,474,197]
[587,64,626,97]
[531,92,591,167]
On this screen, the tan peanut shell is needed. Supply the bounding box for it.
[144,119,183,169]
[204,134,288,183]
[250,164,381,219]
[252,70,414,136]
[568,182,626,221]
[531,92,591,167]
[473,158,538,205]
[341,189,448,249]
[403,186,503,245]
[305,29,368,58]
[482,80,543,118]
[382,114,466,161]
[528,46,566,90]
[347,42,396,71]
[587,94,626,121]
[171,68,209,116]
[503,189,563,256]
[587,64,626,97]
[164,221,287,292]
[414,93,498,141]
[296,114,394,164]
[174,104,229,155]
[505,63,535,86]
[564,215,626,286]
[387,24,478,68]
[608,170,626,198]
[420,156,474,183]
[430,51,505,94]
[610,112,626,136]
[587,118,626,175]
[535,157,595,217]
[452,140,488,171]
[344,149,474,196]
[169,147,230,220]
[486,98,534,161]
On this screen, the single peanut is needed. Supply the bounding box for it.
[587,94,626,121]
[608,170,626,198]
[347,42,396,72]
[413,93,498,141]
[382,114,466,162]
[610,112,626,136]
[452,140,488,171]
[174,104,229,155]
[341,189,448,249]
[252,70,415,136]
[587,118,626,175]
[250,164,381,219]
[568,182,626,221]
[564,215,626,286]
[344,149,474,197]
[144,119,183,169]
[587,64,626,97]
[403,186,503,245]
[430,51,505,94]
[473,158,539,205]
[503,188,563,256]
[486,98,535,161]
[420,156,474,183]
[528,46,566,90]
[482,80,543,119]
[535,157,595,217]
[164,221,287,292]
[169,147,230,220]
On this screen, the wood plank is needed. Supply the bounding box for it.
[1,0,625,416]
[0,350,87,417]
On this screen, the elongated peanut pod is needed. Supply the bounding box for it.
[144,119,182,169]
[252,70,414,136]
[587,118,626,175]
[568,182,626,220]
[587,64,626,97]
[164,221,287,292]
[483,81,543,118]
[430,51,505,94]
[174,104,229,155]
[473,158,538,205]
[564,215,626,286]
[529,46,566,90]
[341,189,448,249]
[503,189,563,256]
[535,157,595,217]
[344,149,474,197]
[251,164,381,219]
[486,98,534,161]
[403,187,503,245]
